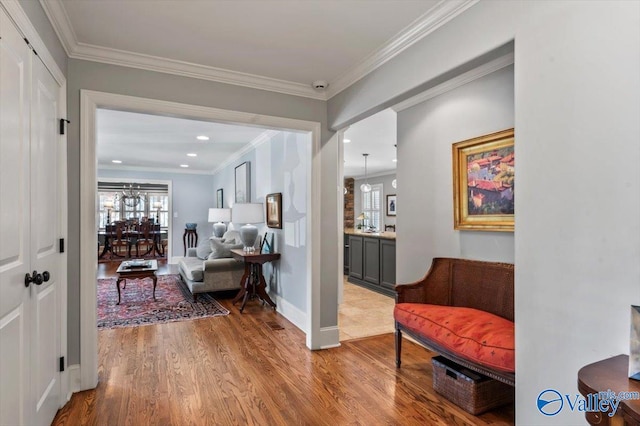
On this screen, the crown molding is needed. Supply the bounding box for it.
[326,0,479,99]
[98,164,215,176]
[40,0,477,101]
[211,129,281,175]
[2,0,65,85]
[40,0,325,100]
[391,52,514,112]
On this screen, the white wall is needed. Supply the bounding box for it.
[396,65,514,283]
[328,2,640,424]
[211,131,310,328]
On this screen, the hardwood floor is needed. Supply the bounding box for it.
[55,262,514,425]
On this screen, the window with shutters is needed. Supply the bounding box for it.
[361,184,383,231]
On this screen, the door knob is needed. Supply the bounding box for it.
[24,270,43,287]
[42,271,50,282]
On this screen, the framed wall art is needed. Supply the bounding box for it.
[265,192,282,229]
[216,188,223,208]
[386,194,396,216]
[234,162,251,203]
[452,128,514,232]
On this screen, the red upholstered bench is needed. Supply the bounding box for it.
[394,257,515,386]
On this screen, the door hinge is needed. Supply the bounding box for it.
[59,119,70,135]
[59,238,65,253]
[59,356,65,372]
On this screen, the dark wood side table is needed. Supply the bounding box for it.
[230,249,280,313]
[578,354,640,425]
[183,228,198,256]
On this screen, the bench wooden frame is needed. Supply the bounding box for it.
[394,257,515,386]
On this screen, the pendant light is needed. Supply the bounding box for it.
[391,144,397,189]
[360,153,371,193]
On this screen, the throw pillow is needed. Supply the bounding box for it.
[209,238,243,259]
[195,239,212,260]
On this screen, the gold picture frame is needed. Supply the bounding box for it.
[452,128,514,232]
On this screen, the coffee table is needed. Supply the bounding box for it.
[115,259,158,305]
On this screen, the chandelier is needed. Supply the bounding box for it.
[115,183,147,208]
[360,153,371,193]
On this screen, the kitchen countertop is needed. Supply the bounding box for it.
[344,228,396,240]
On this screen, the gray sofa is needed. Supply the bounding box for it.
[178,230,245,300]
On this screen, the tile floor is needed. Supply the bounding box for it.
[339,276,395,341]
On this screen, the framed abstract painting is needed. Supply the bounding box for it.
[452,128,514,232]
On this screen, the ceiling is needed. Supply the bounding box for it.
[54,1,470,176]
[41,0,475,99]
[343,109,397,178]
[97,109,270,174]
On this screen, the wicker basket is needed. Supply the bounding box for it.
[431,356,514,415]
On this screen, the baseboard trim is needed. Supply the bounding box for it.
[67,364,81,400]
[319,326,341,349]
[274,294,307,334]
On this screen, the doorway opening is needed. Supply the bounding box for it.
[339,108,398,341]
[79,90,321,391]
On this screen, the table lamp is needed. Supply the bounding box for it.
[231,203,264,252]
[153,201,163,224]
[104,200,114,226]
[208,207,231,238]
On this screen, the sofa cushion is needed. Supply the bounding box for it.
[394,303,514,373]
[178,257,204,282]
[195,239,212,260]
[209,238,243,259]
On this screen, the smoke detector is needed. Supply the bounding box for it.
[312,80,328,90]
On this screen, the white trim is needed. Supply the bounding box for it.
[80,91,323,387]
[40,0,477,100]
[274,295,307,333]
[65,365,81,401]
[326,0,479,98]
[392,52,514,112]
[1,0,65,86]
[306,129,322,349]
[319,326,341,349]
[79,92,99,390]
[211,130,281,175]
[337,130,346,307]
[57,81,69,409]
[98,164,216,176]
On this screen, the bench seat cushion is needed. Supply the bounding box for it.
[394,303,514,373]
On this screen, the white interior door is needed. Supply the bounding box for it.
[0,8,32,425]
[0,8,62,425]
[29,44,62,426]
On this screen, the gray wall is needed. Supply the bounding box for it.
[397,65,514,280]
[66,58,333,364]
[17,0,67,75]
[328,2,640,424]
[98,169,215,258]
[353,173,396,230]
[212,131,310,315]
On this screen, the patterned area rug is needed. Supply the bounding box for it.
[97,274,229,329]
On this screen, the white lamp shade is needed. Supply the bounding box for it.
[208,208,231,223]
[232,203,264,224]
[153,201,163,209]
[103,201,114,209]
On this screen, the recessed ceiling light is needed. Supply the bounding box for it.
[392,158,397,162]
[187,153,197,157]
[180,164,189,168]
[196,135,209,141]
[343,139,351,143]
[112,160,122,164]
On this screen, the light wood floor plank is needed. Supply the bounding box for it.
[54,267,514,425]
